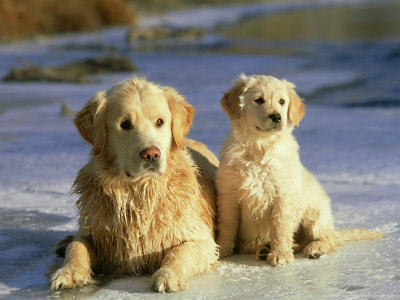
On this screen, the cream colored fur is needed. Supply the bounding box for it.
[50,77,219,292]
[216,74,383,266]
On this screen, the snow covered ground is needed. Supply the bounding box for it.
[0,0,399,299]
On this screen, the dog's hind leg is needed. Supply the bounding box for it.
[301,205,339,259]
[256,224,307,260]
[302,229,339,259]
[54,235,74,257]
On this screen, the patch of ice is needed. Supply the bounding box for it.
[0,282,17,296]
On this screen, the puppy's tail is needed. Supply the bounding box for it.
[335,228,384,243]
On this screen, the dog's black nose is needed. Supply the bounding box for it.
[140,146,161,162]
[269,113,281,123]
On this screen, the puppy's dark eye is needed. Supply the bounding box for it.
[279,99,285,105]
[156,118,164,127]
[254,98,265,104]
[120,120,133,130]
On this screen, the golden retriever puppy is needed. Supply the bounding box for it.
[216,74,383,266]
[50,77,219,292]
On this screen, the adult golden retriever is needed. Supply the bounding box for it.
[51,77,218,292]
[216,74,383,266]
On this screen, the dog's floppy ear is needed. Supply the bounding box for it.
[221,74,248,120]
[164,87,194,150]
[74,91,107,155]
[286,82,305,127]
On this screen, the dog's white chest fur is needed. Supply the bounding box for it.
[237,152,280,212]
[222,132,293,211]
[219,150,279,251]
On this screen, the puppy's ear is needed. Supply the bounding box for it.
[221,74,248,120]
[287,85,305,127]
[74,91,107,155]
[164,87,194,150]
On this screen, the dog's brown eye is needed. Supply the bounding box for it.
[254,98,265,104]
[156,118,164,127]
[120,120,133,130]
[279,99,285,105]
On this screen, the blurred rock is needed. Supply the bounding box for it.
[3,54,136,83]
[126,25,204,44]
[50,42,118,52]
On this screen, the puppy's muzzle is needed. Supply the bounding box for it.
[140,146,161,163]
[268,113,281,123]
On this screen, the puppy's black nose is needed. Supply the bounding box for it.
[140,146,161,162]
[269,113,281,123]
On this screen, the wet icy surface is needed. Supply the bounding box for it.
[0,0,399,299]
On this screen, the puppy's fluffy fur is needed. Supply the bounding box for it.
[216,74,383,266]
[51,77,218,292]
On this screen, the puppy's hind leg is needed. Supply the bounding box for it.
[50,238,97,290]
[303,229,339,259]
[301,207,339,259]
[257,224,308,261]
[216,175,241,258]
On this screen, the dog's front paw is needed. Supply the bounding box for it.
[50,265,94,290]
[151,268,187,293]
[266,251,294,266]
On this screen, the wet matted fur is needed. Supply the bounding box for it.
[50,77,218,292]
[216,74,383,266]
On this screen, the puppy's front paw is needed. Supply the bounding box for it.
[50,265,94,290]
[151,268,187,293]
[266,251,294,266]
[216,238,234,259]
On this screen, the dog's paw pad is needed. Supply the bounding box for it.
[152,268,186,293]
[266,251,294,266]
[50,266,93,290]
[256,244,271,261]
